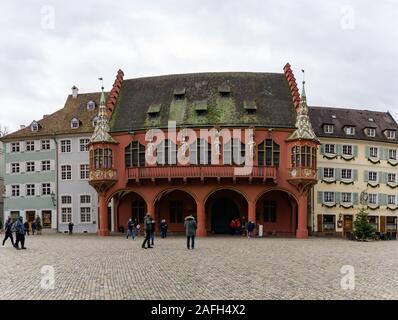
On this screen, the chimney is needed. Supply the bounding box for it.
[20,125,26,129]
[71,86,79,98]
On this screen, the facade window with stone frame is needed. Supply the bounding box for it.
[90,148,113,170]
[125,141,145,167]
[257,139,280,167]
[291,145,317,168]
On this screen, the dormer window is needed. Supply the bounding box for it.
[218,85,231,97]
[92,116,99,128]
[366,128,376,137]
[323,124,334,134]
[385,130,396,140]
[87,101,96,111]
[345,126,355,136]
[71,118,80,129]
[194,100,208,115]
[147,104,161,118]
[31,121,39,132]
[243,101,257,114]
[173,89,186,100]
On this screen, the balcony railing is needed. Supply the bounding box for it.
[127,165,277,181]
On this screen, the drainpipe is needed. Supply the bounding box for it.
[53,136,59,233]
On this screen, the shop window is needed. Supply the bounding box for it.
[323,215,335,231]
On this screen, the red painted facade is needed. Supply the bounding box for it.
[89,64,319,238]
[90,128,317,238]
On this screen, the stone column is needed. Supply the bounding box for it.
[296,194,308,239]
[197,200,206,237]
[248,200,256,223]
[98,194,110,236]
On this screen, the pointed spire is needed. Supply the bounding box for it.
[287,75,319,142]
[90,79,117,144]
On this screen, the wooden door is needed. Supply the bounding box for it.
[317,214,323,232]
[380,216,386,233]
[343,215,353,235]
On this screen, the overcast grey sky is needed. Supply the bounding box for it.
[1,0,397,132]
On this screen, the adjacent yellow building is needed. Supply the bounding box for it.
[309,107,398,237]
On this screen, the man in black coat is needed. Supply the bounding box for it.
[2,217,15,247]
[141,214,153,249]
[14,216,26,250]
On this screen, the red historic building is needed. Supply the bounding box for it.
[89,64,319,238]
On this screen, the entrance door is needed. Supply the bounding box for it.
[343,215,353,235]
[211,197,240,234]
[26,211,36,223]
[42,211,52,229]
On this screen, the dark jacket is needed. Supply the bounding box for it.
[127,220,134,230]
[247,222,255,232]
[184,216,197,237]
[5,219,13,233]
[160,222,168,231]
[15,217,25,235]
[144,216,153,232]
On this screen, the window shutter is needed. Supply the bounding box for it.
[5,185,10,198]
[20,162,26,174]
[379,193,387,206]
[353,193,359,205]
[336,144,343,156]
[317,191,323,204]
[35,161,41,172]
[50,160,56,171]
[35,140,40,151]
[5,143,10,153]
[169,141,177,165]
[5,163,10,174]
[320,144,325,155]
[336,168,342,181]
[335,192,340,204]
[380,172,387,184]
[365,146,370,158]
[381,148,388,160]
[20,184,25,197]
[189,142,197,165]
[317,167,322,179]
[353,169,358,181]
[353,145,358,157]
[50,139,55,150]
[364,170,369,182]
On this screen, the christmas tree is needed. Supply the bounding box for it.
[353,206,375,241]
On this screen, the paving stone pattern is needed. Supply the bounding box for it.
[0,234,397,300]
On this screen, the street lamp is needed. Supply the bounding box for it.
[50,191,56,207]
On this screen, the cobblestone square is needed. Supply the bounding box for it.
[1,234,397,300]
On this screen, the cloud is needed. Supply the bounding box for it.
[1,0,397,131]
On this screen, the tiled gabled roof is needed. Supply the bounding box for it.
[1,92,103,141]
[109,72,297,132]
[308,106,398,143]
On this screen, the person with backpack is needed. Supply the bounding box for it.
[14,216,26,250]
[184,215,197,250]
[141,213,153,249]
[247,221,255,239]
[68,221,74,235]
[2,217,15,247]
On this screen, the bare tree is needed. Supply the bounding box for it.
[0,124,9,137]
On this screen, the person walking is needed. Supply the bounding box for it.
[247,220,255,239]
[126,218,134,240]
[2,217,15,247]
[31,221,36,235]
[240,216,247,237]
[135,220,141,237]
[150,219,155,246]
[160,219,168,238]
[24,221,30,236]
[184,215,197,250]
[14,216,26,250]
[68,221,74,235]
[141,213,153,249]
[229,219,235,236]
[235,219,241,235]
